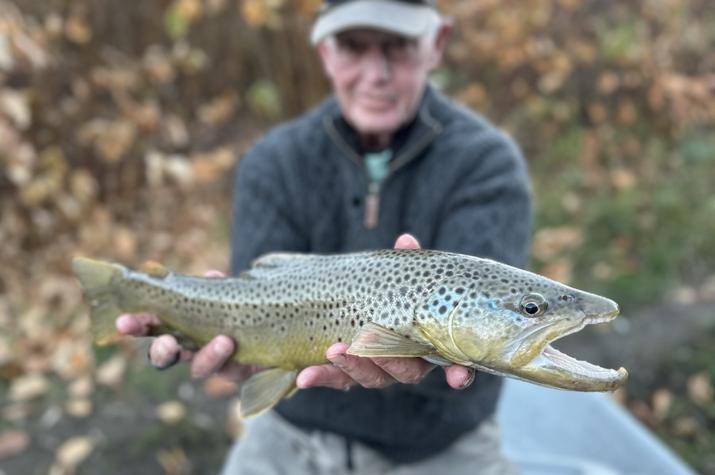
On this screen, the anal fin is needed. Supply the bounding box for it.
[240,368,298,418]
[347,323,434,357]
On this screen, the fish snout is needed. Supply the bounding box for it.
[583,295,620,323]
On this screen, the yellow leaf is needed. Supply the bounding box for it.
[95,354,126,387]
[687,372,713,406]
[203,374,238,398]
[157,447,192,475]
[65,398,93,418]
[9,373,49,401]
[64,15,92,45]
[198,92,240,126]
[52,436,94,475]
[0,89,31,129]
[156,401,187,425]
[651,388,672,421]
[532,226,583,261]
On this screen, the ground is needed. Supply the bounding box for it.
[1,299,714,475]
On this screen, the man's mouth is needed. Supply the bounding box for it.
[357,93,397,110]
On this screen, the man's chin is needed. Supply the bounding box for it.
[349,112,404,136]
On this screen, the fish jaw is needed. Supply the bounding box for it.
[503,295,628,391]
[512,344,628,391]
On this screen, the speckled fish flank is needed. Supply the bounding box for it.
[72,249,628,417]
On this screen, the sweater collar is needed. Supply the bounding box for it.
[322,85,443,170]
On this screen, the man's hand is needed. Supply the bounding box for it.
[296,233,476,391]
[116,270,259,384]
[117,233,475,390]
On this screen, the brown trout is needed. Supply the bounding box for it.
[72,249,628,417]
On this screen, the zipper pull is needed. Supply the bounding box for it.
[363,151,391,230]
[364,182,380,229]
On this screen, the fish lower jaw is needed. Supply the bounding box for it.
[531,343,628,390]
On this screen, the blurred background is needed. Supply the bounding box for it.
[0,0,713,473]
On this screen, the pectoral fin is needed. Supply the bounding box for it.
[347,323,434,357]
[240,368,298,418]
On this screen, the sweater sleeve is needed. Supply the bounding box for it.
[229,137,309,275]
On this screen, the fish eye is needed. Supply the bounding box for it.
[520,293,548,317]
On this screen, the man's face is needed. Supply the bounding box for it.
[318,28,445,137]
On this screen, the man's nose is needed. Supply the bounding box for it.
[360,46,391,81]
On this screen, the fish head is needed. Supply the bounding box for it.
[418,259,627,391]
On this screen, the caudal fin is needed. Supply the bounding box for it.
[72,257,126,346]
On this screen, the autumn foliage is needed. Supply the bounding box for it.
[0,0,714,473]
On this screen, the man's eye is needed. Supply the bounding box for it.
[339,39,365,54]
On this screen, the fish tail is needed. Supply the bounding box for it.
[72,257,127,346]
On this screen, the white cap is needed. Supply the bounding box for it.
[310,0,442,45]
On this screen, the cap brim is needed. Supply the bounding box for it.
[310,0,441,45]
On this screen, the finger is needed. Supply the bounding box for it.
[296,365,355,390]
[116,313,161,336]
[394,233,421,250]
[190,335,236,378]
[149,334,182,369]
[326,344,396,389]
[372,357,435,385]
[215,362,259,385]
[444,365,476,389]
[204,270,225,278]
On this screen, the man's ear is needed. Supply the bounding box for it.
[427,21,453,69]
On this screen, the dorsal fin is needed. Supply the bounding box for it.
[251,252,312,269]
[142,260,169,278]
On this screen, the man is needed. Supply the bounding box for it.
[118,1,532,473]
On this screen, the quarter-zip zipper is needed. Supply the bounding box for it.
[323,108,443,229]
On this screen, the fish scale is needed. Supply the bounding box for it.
[73,248,628,418]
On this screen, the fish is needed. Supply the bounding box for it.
[72,249,628,417]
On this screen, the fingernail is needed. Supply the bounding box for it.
[460,369,476,389]
[212,338,233,358]
[149,344,179,371]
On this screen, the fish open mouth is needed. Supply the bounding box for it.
[517,308,628,391]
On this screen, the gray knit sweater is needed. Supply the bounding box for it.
[230,85,533,463]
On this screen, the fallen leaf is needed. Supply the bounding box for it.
[95,354,127,387]
[65,398,93,418]
[540,258,573,284]
[157,447,192,475]
[9,373,49,401]
[50,436,94,475]
[64,15,92,45]
[198,92,239,126]
[610,168,636,190]
[532,226,583,261]
[68,376,94,398]
[652,388,672,421]
[203,375,237,398]
[0,430,30,459]
[687,372,713,406]
[0,89,31,129]
[672,416,699,437]
[156,401,187,425]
